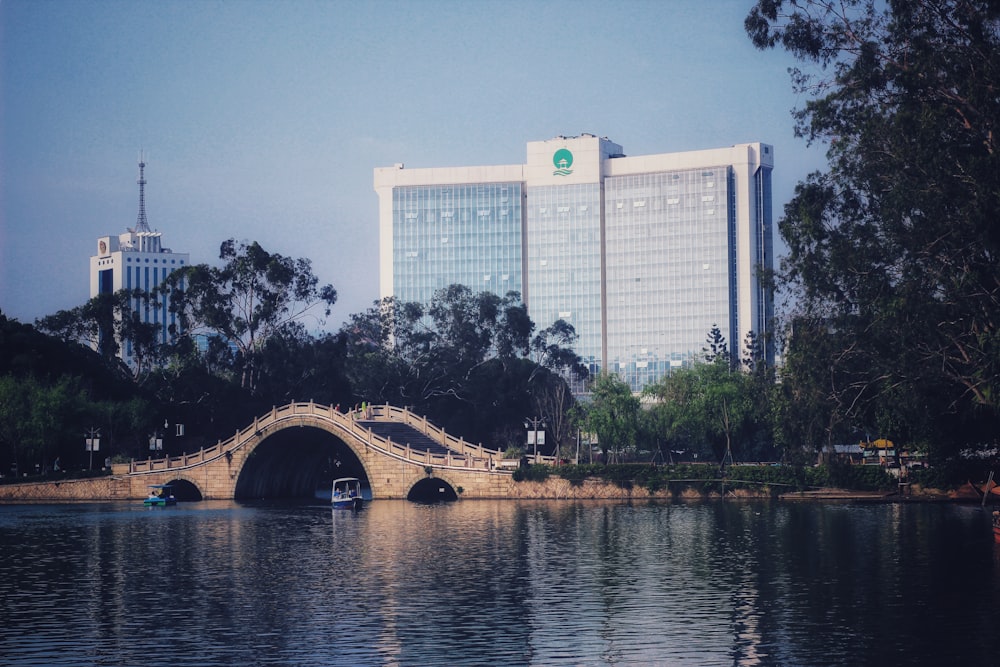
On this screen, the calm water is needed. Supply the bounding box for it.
[1,499,998,666]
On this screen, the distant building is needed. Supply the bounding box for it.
[89,157,189,365]
[374,134,774,392]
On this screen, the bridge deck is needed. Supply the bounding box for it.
[357,421,454,457]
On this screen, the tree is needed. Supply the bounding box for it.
[340,287,585,449]
[36,289,161,380]
[645,327,778,465]
[162,239,338,394]
[740,331,779,461]
[697,359,753,467]
[643,369,703,462]
[0,375,90,473]
[579,373,640,461]
[703,324,731,366]
[255,328,351,408]
[528,319,588,457]
[746,0,1000,454]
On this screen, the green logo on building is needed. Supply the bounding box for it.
[553,149,573,176]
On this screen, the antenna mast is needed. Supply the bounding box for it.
[135,153,151,232]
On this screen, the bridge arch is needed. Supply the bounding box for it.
[233,424,372,500]
[407,473,459,502]
[157,476,203,501]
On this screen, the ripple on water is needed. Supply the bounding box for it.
[1,500,999,666]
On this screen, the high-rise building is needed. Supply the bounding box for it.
[374,134,773,391]
[89,158,189,365]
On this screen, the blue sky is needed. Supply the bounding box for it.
[0,0,826,332]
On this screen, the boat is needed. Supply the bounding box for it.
[331,477,363,510]
[143,484,177,506]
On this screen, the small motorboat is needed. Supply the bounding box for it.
[331,477,363,510]
[143,484,177,507]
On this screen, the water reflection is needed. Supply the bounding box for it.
[0,500,997,666]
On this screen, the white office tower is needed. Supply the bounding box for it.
[375,135,773,392]
[89,158,189,365]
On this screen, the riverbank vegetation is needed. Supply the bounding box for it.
[2,1,997,492]
[514,461,932,495]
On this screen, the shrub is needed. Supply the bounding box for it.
[512,464,550,482]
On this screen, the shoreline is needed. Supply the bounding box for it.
[0,476,995,504]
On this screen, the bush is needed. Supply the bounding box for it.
[516,461,905,493]
[512,464,550,482]
[824,463,895,491]
[909,459,991,490]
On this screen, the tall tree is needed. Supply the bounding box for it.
[579,373,640,461]
[340,287,584,449]
[746,0,1000,453]
[36,289,161,380]
[161,239,338,394]
[703,324,731,366]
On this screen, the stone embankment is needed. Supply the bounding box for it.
[0,475,132,502]
[0,474,973,503]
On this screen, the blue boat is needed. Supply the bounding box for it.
[331,477,363,510]
[143,484,177,507]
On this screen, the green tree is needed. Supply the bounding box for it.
[36,289,161,379]
[162,239,338,395]
[698,359,753,467]
[341,287,584,449]
[746,0,1000,454]
[580,373,640,461]
[255,328,351,408]
[529,319,588,457]
[740,331,779,461]
[703,323,731,366]
[0,375,90,473]
[645,328,777,465]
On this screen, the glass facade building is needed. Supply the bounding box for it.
[604,167,735,389]
[526,183,604,378]
[392,183,523,307]
[375,136,773,392]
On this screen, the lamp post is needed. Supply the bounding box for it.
[84,427,100,471]
[149,429,163,453]
[524,417,546,463]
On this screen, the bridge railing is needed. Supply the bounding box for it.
[128,401,515,474]
[368,404,506,461]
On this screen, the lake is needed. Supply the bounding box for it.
[1,499,997,666]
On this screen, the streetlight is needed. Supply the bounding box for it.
[84,427,100,471]
[524,417,546,463]
[149,429,163,453]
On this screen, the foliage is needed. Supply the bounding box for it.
[703,324,731,366]
[644,328,778,465]
[36,290,161,380]
[162,239,338,394]
[511,464,550,482]
[340,287,584,449]
[546,461,897,492]
[0,312,162,471]
[908,459,993,491]
[577,374,640,459]
[746,0,1000,458]
[814,463,897,492]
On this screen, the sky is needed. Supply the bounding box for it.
[0,0,827,333]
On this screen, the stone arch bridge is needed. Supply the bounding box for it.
[112,402,520,501]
